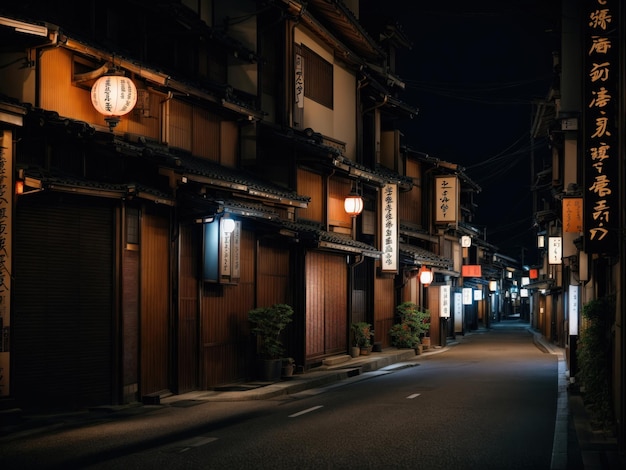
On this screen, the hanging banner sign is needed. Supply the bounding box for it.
[583,0,619,254]
[0,133,13,397]
[562,197,583,233]
[380,183,398,272]
[295,53,304,109]
[569,285,579,335]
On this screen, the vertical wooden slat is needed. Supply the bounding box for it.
[168,100,192,151]
[297,169,324,222]
[121,249,139,400]
[374,274,395,348]
[220,121,238,168]
[177,224,199,392]
[305,252,347,361]
[324,254,347,354]
[257,243,290,307]
[192,108,220,161]
[140,208,170,395]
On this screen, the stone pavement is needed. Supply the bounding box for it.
[1,322,624,469]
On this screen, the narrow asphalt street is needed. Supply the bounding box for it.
[0,320,622,469]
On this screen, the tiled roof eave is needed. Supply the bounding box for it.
[399,243,452,269]
[19,168,174,205]
[108,137,310,208]
[282,221,381,258]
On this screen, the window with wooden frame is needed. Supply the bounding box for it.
[300,45,333,109]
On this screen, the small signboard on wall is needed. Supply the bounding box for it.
[440,285,451,318]
[435,175,458,224]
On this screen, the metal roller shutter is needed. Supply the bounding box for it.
[12,193,115,409]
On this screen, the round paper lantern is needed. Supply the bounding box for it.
[91,75,137,127]
[344,192,364,217]
[418,266,433,285]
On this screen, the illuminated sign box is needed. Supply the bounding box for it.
[462,265,482,277]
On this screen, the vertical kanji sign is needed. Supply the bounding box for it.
[583,0,618,254]
[435,176,458,225]
[0,131,13,397]
[380,183,398,273]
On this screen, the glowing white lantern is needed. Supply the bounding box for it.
[91,75,137,129]
[344,193,364,217]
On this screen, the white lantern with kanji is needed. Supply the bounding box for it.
[91,75,137,128]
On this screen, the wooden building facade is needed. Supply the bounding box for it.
[0,0,484,410]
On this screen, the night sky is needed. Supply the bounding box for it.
[361,1,561,263]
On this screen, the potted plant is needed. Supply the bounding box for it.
[389,302,430,353]
[282,357,296,377]
[248,303,294,381]
[352,322,372,355]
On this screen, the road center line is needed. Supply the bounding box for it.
[173,436,219,453]
[407,393,421,399]
[289,405,324,417]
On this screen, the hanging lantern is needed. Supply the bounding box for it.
[221,216,236,234]
[418,265,433,285]
[344,183,363,217]
[91,74,137,130]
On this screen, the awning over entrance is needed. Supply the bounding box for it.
[17,168,175,205]
[399,243,453,270]
[281,221,381,258]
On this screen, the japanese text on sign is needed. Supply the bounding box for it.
[584,0,618,253]
[380,184,398,272]
[435,176,458,224]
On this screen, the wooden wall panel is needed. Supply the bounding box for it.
[328,177,351,228]
[305,252,347,360]
[39,48,102,125]
[427,287,441,346]
[400,158,422,225]
[220,121,238,168]
[200,229,255,388]
[140,209,170,395]
[305,252,325,357]
[297,168,323,222]
[374,274,395,348]
[324,255,347,353]
[121,249,139,398]
[192,108,220,161]
[256,243,290,307]
[168,100,192,151]
[125,91,161,141]
[177,224,199,392]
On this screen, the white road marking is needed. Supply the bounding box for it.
[174,436,218,453]
[289,405,324,417]
[406,393,421,399]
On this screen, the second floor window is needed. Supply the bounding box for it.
[300,45,333,110]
